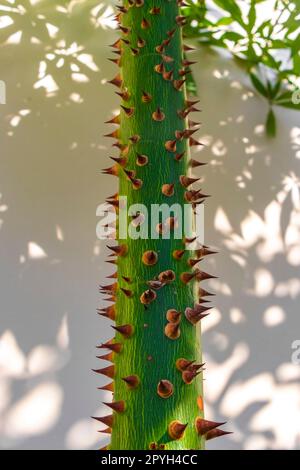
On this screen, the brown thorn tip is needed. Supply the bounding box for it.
[166,309,181,323]
[92,415,114,428]
[195,418,226,436]
[112,324,134,339]
[141,18,150,29]
[137,37,146,48]
[173,79,186,91]
[140,289,157,305]
[107,244,128,257]
[92,365,115,378]
[98,382,114,392]
[121,105,134,117]
[129,134,140,144]
[165,140,177,153]
[164,322,180,340]
[206,429,233,440]
[179,175,200,188]
[142,250,158,266]
[120,287,134,298]
[122,375,140,389]
[185,305,210,325]
[154,63,164,74]
[103,401,126,413]
[162,183,174,197]
[136,154,149,166]
[176,358,195,372]
[157,380,174,399]
[173,249,185,260]
[150,7,160,14]
[97,342,122,353]
[107,74,122,88]
[158,270,175,283]
[152,107,165,121]
[168,421,187,440]
[142,91,152,103]
[182,368,202,384]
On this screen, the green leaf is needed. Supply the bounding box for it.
[248,1,256,32]
[266,108,276,137]
[250,72,269,98]
[222,31,244,41]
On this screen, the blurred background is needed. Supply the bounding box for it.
[0,0,299,450]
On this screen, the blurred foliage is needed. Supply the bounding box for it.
[0,1,299,137]
[183,0,300,136]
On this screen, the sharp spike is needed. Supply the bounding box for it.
[173,79,186,90]
[120,287,134,298]
[189,159,206,168]
[162,69,174,81]
[179,175,200,188]
[157,380,174,398]
[107,244,128,257]
[185,305,210,325]
[154,63,165,74]
[142,250,158,266]
[164,322,180,340]
[173,249,185,260]
[183,44,196,52]
[97,342,123,353]
[116,89,130,101]
[182,368,201,384]
[158,270,175,283]
[161,183,175,197]
[112,324,134,338]
[155,44,165,53]
[107,74,123,88]
[129,134,141,144]
[103,401,126,413]
[92,415,114,428]
[101,165,119,176]
[183,59,197,67]
[195,246,218,257]
[152,107,165,121]
[105,114,121,125]
[195,270,217,281]
[162,54,174,63]
[140,289,157,305]
[119,25,131,35]
[167,28,176,38]
[137,37,146,48]
[92,365,115,378]
[141,18,150,29]
[97,351,114,362]
[122,375,140,389]
[97,305,116,321]
[166,309,181,323]
[150,7,161,14]
[136,153,149,166]
[98,381,114,392]
[168,421,187,440]
[165,140,177,153]
[175,151,185,161]
[176,358,195,372]
[206,429,233,440]
[195,418,226,436]
[189,137,204,147]
[121,105,134,117]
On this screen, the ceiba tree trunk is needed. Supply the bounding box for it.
[95,0,229,450]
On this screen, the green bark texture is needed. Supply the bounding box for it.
[96,0,218,451]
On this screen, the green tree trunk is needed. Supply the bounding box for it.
[95,0,228,450]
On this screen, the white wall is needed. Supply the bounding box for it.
[0,4,299,450]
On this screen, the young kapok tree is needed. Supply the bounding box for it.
[93,0,230,450]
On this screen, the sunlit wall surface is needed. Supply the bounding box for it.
[0,0,299,450]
